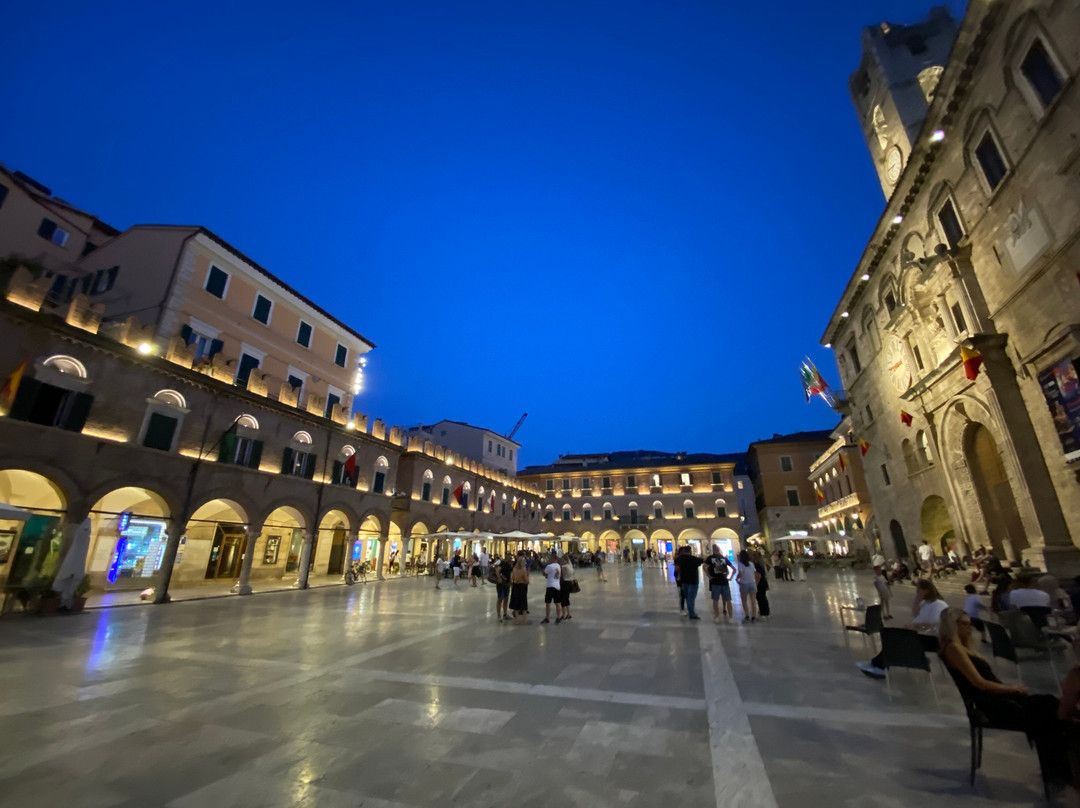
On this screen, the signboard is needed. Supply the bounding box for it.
[1039,357,1080,462]
[263,535,281,565]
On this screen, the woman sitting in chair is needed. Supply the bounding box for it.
[938,606,1076,791]
[857,579,948,678]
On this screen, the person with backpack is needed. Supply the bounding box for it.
[493,553,513,621]
[705,544,735,622]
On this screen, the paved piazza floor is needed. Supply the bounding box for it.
[0,564,1060,807]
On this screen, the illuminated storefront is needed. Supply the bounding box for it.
[106,515,168,587]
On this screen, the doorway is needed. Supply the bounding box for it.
[204,524,246,579]
[889,519,907,560]
[965,424,1027,555]
[327,528,347,575]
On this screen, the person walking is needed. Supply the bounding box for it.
[705,544,735,622]
[542,551,563,624]
[752,552,771,621]
[560,553,577,620]
[595,549,607,582]
[674,547,685,613]
[479,548,490,585]
[736,550,759,622]
[674,546,704,620]
[873,564,892,619]
[494,553,513,621]
[469,554,481,588]
[917,540,936,579]
[434,554,445,590]
[450,552,462,585]
[509,557,531,625]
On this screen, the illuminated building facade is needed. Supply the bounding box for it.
[824,0,1080,572]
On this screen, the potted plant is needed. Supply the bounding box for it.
[71,575,92,613]
[35,577,60,614]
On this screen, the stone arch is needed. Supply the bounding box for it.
[255,500,313,530]
[889,519,908,559]
[317,499,360,531]
[188,496,252,526]
[920,495,957,556]
[678,528,706,542]
[317,507,354,576]
[408,520,431,537]
[0,467,70,512]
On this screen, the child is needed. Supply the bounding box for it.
[873,565,892,619]
[963,583,989,642]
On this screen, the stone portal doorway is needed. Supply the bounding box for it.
[964,423,1027,557]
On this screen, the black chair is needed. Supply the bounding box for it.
[985,620,1022,682]
[1001,610,1060,687]
[880,627,938,703]
[844,604,883,650]
[1019,605,1052,632]
[944,665,1050,800]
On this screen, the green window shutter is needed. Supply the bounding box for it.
[62,392,94,432]
[332,460,342,485]
[248,441,263,470]
[281,447,294,474]
[144,413,177,451]
[303,453,316,479]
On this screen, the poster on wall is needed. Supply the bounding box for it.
[1039,357,1080,462]
[263,535,281,565]
[0,530,14,564]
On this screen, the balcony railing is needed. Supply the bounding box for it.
[818,493,860,519]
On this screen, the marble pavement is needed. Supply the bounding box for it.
[0,563,1058,807]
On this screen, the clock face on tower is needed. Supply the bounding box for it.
[885,335,912,393]
[885,146,903,185]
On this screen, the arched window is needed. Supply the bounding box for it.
[582,503,592,521]
[901,439,918,475]
[460,481,471,508]
[154,389,186,409]
[441,476,452,505]
[292,430,312,445]
[372,456,389,494]
[43,354,87,377]
[544,504,555,522]
[236,414,259,430]
[653,500,664,519]
[139,389,189,452]
[562,504,572,521]
[603,503,613,520]
[628,501,639,524]
[330,444,356,486]
[715,498,727,518]
[422,469,434,502]
[683,499,695,519]
[917,430,934,467]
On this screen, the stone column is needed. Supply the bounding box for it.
[234,526,261,595]
[153,517,188,604]
[345,530,360,578]
[376,535,388,581]
[295,530,315,589]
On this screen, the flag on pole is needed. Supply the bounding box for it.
[900,410,913,427]
[859,438,870,456]
[0,355,28,409]
[799,359,830,402]
[838,454,847,472]
[512,498,519,514]
[815,485,824,503]
[342,452,357,485]
[489,492,496,512]
[960,345,983,380]
[217,417,240,462]
[453,483,465,506]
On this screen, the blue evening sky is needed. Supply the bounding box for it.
[0,0,964,469]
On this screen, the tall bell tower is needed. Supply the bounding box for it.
[849,6,958,199]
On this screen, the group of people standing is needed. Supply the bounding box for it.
[433,548,579,627]
[673,544,772,623]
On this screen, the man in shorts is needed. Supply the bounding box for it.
[916,540,935,579]
[705,544,735,622]
[542,551,562,624]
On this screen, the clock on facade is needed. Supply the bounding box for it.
[885,335,912,393]
[885,146,903,184]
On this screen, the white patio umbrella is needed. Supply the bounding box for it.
[0,502,32,521]
[54,518,92,608]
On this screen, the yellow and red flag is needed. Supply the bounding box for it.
[900,410,913,426]
[838,454,847,472]
[0,355,28,409]
[960,345,983,380]
[859,439,870,456]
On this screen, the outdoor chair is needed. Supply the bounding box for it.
[1000,610,1060,687]
[880,627,938,703]
[1019,605,1052,632]
[944,665,1050,800]
[844,604,883,651]
[986,621,1022,684]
